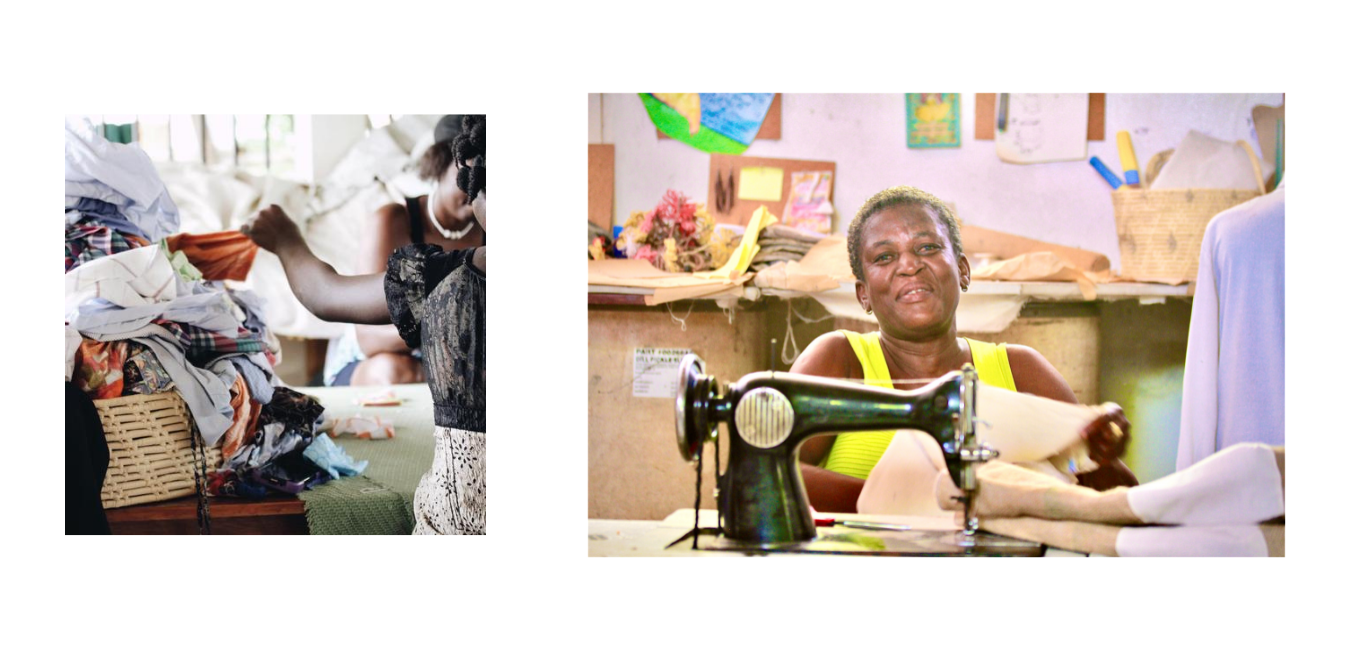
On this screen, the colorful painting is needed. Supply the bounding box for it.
[642,93,775,155]
[906,93,961,148]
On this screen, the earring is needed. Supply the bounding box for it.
[864,306,873,314]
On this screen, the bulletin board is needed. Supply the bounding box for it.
[706,153,835,227]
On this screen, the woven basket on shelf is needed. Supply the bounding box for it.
[1111,141,1266,281]
[96,392,222,509]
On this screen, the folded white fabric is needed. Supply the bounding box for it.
[65,118,180,242]
[1116,525,1269,557]
[1127,442,1283,525]
[64,245,185,318]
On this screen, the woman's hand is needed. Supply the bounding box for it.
[1074,403,1139,490]
[1082,402,1130,464]
[241,204,303,255]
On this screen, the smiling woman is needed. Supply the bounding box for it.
[851,191,968,339]
[847,187,965,282]
[791,186,1138,515]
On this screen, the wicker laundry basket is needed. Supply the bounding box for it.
[1112,141,1266,281]
[95,392,222,509]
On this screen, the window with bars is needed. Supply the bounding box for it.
[74,115,400,183]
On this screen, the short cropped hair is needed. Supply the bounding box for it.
[846,186,962,280]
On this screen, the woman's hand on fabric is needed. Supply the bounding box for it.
[1075,458,1139,490]
[241,204,303,255]
[1081,402,1130,463]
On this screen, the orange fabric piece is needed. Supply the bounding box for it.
[165,231,259,281]
[74,339,127,400]
[219,373,254,461]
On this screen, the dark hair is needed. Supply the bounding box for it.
[846,186,962,280]
[452,115,485,201]
[418,141,455,181]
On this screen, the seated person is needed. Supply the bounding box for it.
[324,114,484,386]
[792,186,1137,514]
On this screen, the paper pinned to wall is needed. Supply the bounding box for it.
[995,94,1089,164]
[738,167,784,201]
[782,171,834,234]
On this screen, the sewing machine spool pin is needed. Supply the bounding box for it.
[675,354,999,545]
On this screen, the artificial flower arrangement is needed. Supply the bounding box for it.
[610,189,739,272]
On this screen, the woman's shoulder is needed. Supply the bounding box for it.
[1003,343,1076,402]
[791,330,865,379]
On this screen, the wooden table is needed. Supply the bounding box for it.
[106,493,308,535]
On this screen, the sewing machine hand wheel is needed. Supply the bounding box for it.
[676,354,720,462]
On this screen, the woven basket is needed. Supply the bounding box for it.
[1112,142,1265,281]
[96,392,222,509]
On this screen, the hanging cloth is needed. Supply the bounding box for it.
[164,231,260,282]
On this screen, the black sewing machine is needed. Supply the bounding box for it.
[676,353,1036,554]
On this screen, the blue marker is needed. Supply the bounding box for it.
[1089,156,1123,190]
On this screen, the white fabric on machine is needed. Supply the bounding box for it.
[1176,186,1284,471]
[977,383,1101,474]
[1116,525,1269,557]
[857,384,1097,517]
[857,431,954,516]
[1128,442,1283,526]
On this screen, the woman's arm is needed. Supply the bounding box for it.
[791,332,867,512]
[242,205,391,325]
[799,465,867,513]
[279,247,390,325]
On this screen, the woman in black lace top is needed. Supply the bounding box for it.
[243,115,486,535]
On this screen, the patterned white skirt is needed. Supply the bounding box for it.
[413,426,485,535]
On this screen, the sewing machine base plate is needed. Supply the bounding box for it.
[691,528,1045,556]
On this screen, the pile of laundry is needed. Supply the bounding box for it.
[747,224,828,273]
[63,118,364,500]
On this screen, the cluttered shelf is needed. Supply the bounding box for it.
[589,279,1192,305]
[589,199,1196,311]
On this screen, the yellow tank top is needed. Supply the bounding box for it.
[820,331,1017,480]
